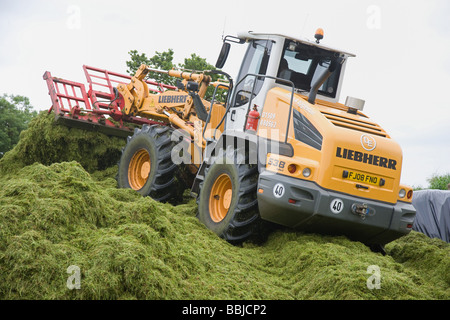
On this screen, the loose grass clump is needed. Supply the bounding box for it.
[0,161,448,300]
[0,111,126,175]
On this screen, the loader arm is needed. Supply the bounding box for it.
[117,64,212,117]
[117,64,227,151]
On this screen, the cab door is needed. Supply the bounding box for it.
[226,39,273,131]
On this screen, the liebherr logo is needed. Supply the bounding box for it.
[336,147,397,170]
[361,134,376,151]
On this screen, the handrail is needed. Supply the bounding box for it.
[202,83,230,143]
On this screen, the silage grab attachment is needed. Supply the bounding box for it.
[43,65,177,137]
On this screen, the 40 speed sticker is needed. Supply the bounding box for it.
[273,183,285,198]
[330,198,344,214]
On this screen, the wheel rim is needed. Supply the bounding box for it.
[209,173,233,223]
[128,149,151,190]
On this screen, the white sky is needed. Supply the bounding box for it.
[0,0,449,188]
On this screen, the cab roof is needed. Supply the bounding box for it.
[236,30,356,58]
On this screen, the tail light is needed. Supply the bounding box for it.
[288,164,297,174]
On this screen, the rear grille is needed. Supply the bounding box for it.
[293,109,323,150]
[321,111,388,137]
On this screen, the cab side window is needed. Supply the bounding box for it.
[233,40,273,107]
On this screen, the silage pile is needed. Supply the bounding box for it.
[0,112,448,300]
[0,112,125,175]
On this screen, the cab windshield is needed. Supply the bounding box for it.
[277,39,342,98]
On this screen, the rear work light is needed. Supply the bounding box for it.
[302,168,311,178]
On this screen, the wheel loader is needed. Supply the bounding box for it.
[43,30,416,251]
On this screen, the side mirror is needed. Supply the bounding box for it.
[215,42,231,69]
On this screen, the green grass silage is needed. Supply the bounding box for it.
[0,112,126,175]
[0,112,448,300]
[0,161,448,300]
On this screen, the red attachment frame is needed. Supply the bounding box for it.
[43,65,177,137]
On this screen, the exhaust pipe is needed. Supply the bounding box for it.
[308,57,343,105]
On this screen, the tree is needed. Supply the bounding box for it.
[126,49,176,86]
[0,94,37,158]
[427,173,450,190]
[126,50,150,75]
[179,53,215,73]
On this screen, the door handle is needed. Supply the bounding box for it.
[230,110,236,121]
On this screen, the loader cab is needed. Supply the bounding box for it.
[221,31,354,131]
[276,39,343,99]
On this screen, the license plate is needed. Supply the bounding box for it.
[347,170,380,186]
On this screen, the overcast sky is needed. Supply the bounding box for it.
[0,0,449,188]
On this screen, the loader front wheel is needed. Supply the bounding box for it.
[197,149,266,244]
[209,173,233,223]
[117,124,180,202]
[128,149,151,191]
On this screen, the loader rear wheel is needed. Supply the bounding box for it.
[197,148,266,244]
[117,124,181,202]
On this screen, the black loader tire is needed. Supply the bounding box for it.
[117,124,181,202]
[197,147,267,244]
